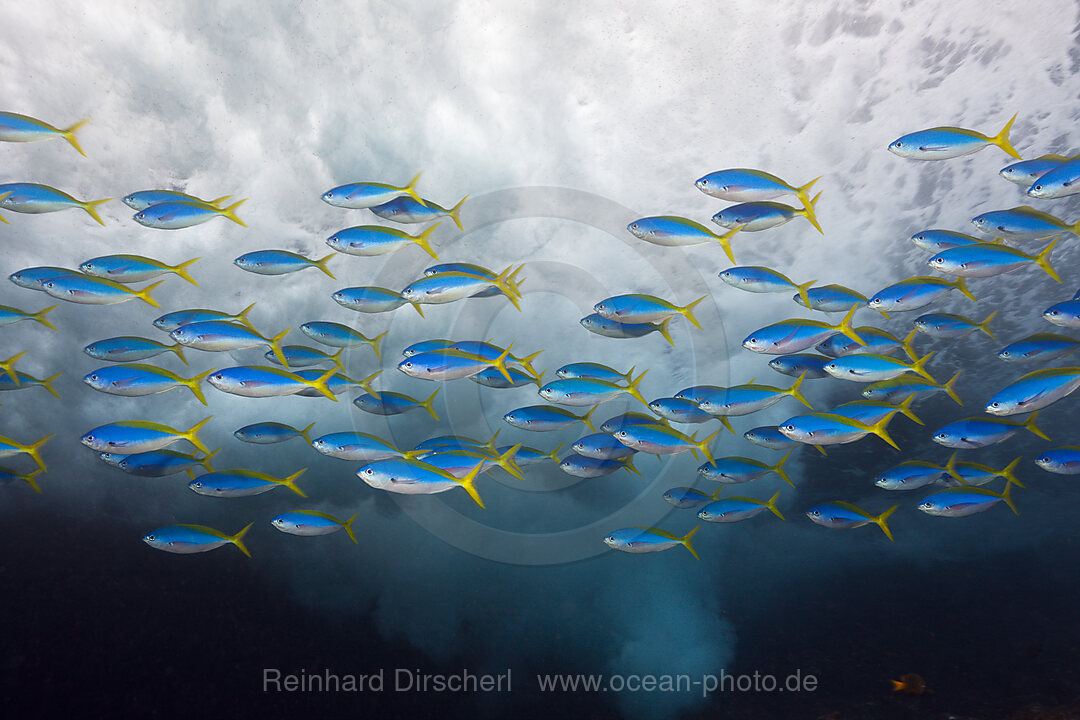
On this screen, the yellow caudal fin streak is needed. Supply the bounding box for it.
[298,422,317,445]
[1000,480,1019,515]
[135,280,165,309]
[482,429,502,455]
[1023,410,1049,441]
[503,265,527,299]
[172,257,201,286]
[717,415,736,435]
[814,445,829,456]
[680,296,706,330]
[953,276,977,302]
[896,394,923,425]
[415,388,440,420]
[198,448,220,472]
[22,468,44,494]
[944,451,961,482]
[220,198,247,227]
[368,330,388,362]
[170,343,188,365]
[581,405,598,433]
[795,176,822,216]
[714,225,743,264]
[403,171,426,206]
[61,118,90,157]
[457,461,487,509]
[517,350,544,381]
[696,428,723,466]
[990,113,1022,160]
[312,253,336,279]
[1001,457,1025,489]
[787,372,812,408]
[794,280,816,310]
[412,222,441,259]
[911,351,937,383]
[874,505,899,542]
[40,373,62,399]
[680,525,701,560]
[943,370,963,406]
[836,305,865,346]
[0,352,27,385]
[229,522,255,558]
[267,328,292,370]
[183,416,214,455]
[30,304,58,331]
[800,192,824,234]
[81,198,111,226]
[0,191,10,223]
[343,513,359,544]
[495,443,524,481]
[448,195,469,231]
[321,348,343,373]
[545,442,565,463]
[900,328,919,361]
[765,489,786,520]
[619,455,643,478]
[657,317,675,347]
[280,468,308,497]
[487,342,516,384]
[25,434,53,472]
[306,367,340,402]
[207,195,232,208]
[408,300,425,318]
[978,311,998,341]
[621,365,636,385]
[185,368,216,405]
[489,267,523,311]
[235,302,258,331]
[625,369,651,408]
[1034,237,1062,282]
[856,415,899,451]
[356,369,382,399]
[772,451,795,487]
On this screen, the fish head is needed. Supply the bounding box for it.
[741,334,767,352]
[887,137,913,158]
[805,507,824,521]
[78,260,96,274]
[188,479,204,492]
[271,516,289,529]
[397,358,423,378]
[916,500,937,514]
[778,421,811,442]
[932,428,959,446]
[537,386,558,401]
[971,214,989,229]
[874,477,895,489]
[626,221,649,239]
[996,348,1013,360]
[206,370,237,392]
[356,464,391,489]
[601,533,627,551]
[612,429,638,448]
[83,371,107,391]
[579,316,597,330]
[1027,180,1054,199]
[399,286,420,302]
[320,189,341,206]
[117,458,130,470]
[985,398,1017,416]
[926,255,949,271]
[80,431,99,448]
[142,532,165,549]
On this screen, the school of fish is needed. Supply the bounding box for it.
[1,111,1075,559]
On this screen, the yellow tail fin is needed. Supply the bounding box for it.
[343,513,359,544]
[581,405,598,433]
[32,305,58,331]
[61,118,90,157]
[170,342,188,365]
[911,351,937,383]
[800,192,824,234]
[680,296,706,330]
[0,351,26,385]
[368,329,388,361]
[185,368,215,405]
[793,279,816,310]
[81,198,111,226]
[298,422,317,445]
[22,467,44,494]
[625,369,651,408]
[978,311,998,341]
[412,222,441,259]
[234,302,258,331]
[280,468,307,497]
[794,176,821,217]
[656,317,674,347]
[457,460,487,509]
[135,279,165,309]
[183,416,214,455]
[39,373,62,399]
[312,253,336,279]
[172,257,201,286]
[900,328,919,361]
[306,367,340,402]
[680,525,701,560]
[220,198,247,227]
[421,388,440,421]
[765,489,786,519]
[836,305,865,345]
[953,276,977,302]
[874,505,899,542]
[1033,237,1061,282]
[24,433,53,471]
[229,522,255,558]
[713,225,742,264]
[772,451,795,487]
[403,171,425,206]
[447,195,469,231]
[1023,410,1049,441]
[787,372,813,408]
[1000,480,1019,515]
[267,328,292,370]
[990,113,1022,160]
[942,370,963,406]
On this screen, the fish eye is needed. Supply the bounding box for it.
[405,362,412,368]
[325,192,333,198]
[1001,351,1010,357]
[1034,184,1042,191]
[784,425,794,431]
[147,535,155,541]
[936,433,947,439]
[895,141,902,147]
[700,179,709,186]
[193,482,201,488]
[90,375,97,380]
[365,468,373,475]
[991,402,999,407]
